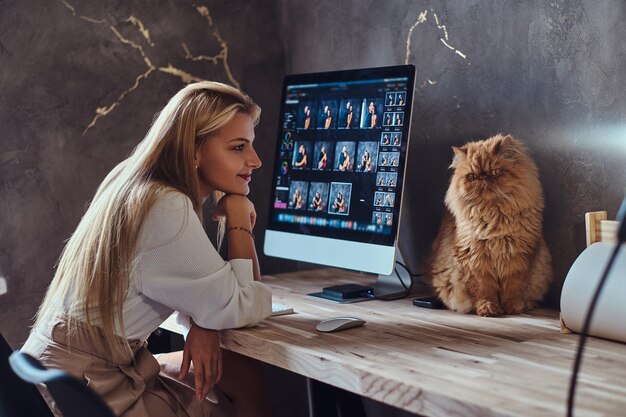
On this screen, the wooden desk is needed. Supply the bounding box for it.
[164,268,626,417]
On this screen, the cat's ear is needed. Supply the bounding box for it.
[452,145,468,157]
[492,134,518,159]
[450,145,467,168]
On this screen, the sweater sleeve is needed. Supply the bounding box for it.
[134,191,272,330]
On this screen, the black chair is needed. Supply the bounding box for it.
[8,350,116,417]
[0,332,55,417]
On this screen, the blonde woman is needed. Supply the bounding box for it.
[21,82,273,417]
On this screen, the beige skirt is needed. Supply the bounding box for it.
[21,319,233,417]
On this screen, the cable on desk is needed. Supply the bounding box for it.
[393,262,409,292]
[394,260,422,277]
[394,261,424,292]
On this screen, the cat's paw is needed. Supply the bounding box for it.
[502,300,528,315]
[525,301,537,311]
[475,301,503,317]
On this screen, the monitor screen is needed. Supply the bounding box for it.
[264,65,415,275]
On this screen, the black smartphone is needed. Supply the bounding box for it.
[412,296,445,309]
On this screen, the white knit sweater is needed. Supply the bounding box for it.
[118,190,272,340]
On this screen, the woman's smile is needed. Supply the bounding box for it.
[238,173,252,182]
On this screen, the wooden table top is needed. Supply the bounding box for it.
[170,268,626,417]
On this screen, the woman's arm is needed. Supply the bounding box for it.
[216,194,261,281]
[137,192,271,329]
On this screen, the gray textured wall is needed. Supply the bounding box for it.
[1,1,625,415]
[282,0,626,304]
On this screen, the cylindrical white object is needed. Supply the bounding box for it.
[560,242,626,343]
[0,277,6,295]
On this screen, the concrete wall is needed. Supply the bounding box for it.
[281,0,626,306]
[1,1,626,415]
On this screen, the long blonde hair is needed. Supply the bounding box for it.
[34,81,260,358]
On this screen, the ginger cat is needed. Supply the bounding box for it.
[428,134,552,316]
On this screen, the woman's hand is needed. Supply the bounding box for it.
[179,320,223,401]
[212,194,256,229]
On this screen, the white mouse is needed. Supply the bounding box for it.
[316,317,366,333]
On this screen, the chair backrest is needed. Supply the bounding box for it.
[0,332,55,417]
[9,351,116,417]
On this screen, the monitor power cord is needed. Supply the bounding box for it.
[394,260,423,292]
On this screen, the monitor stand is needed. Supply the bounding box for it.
[307,246,420,303]
[370,247,415,300]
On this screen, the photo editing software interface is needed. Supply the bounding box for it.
[267,66,415,248]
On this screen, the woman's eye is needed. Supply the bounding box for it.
[233,144,244,151]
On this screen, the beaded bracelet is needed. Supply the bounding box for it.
[227,226,255,240]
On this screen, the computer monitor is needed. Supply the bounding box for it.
[264,65,415,280]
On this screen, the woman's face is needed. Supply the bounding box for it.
[195,112,261,197]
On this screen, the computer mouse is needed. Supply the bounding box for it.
[316,317,366,333]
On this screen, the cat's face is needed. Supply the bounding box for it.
[449,135,526,203]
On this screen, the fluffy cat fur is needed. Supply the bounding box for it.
[428,134,552,316]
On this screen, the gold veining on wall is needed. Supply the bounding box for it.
[62,0,105,24]
[404,11,428,65]
[61,1,240,135]
[126,16,155,47]
[432,12,449,41]
[109,25,155,67]
[189,6,240,90]
[405,9,469,90]
[81,25,158,134]
[158,65,204,84]
[433,12,467,59]
[195,6,214,26]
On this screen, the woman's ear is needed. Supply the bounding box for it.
[194,146,202,169]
